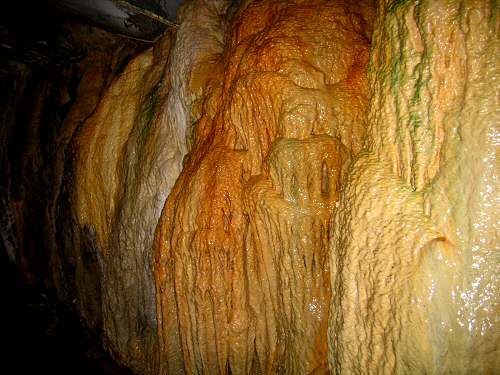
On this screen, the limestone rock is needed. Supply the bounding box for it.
[1,1,498,374]
[71,1,228,372]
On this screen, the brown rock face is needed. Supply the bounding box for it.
[154,1,373,373]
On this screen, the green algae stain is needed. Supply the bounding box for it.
[412,68,424,105]
[409,111,422,131]
[388,0,412,13]
[137,82,161,149]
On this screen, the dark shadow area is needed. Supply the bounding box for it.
[0,246,135,375]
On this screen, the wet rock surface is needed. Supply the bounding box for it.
[1,1,498,374]
[329,1,499,374]
[154,1,373,373]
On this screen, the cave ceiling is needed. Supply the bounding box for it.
[0,0,182,70]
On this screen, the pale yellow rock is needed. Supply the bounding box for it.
[72,3,228,368]
[245,135,351,374]
[73,36,172,373]
[11,0,496,374]
[329,1,499,374]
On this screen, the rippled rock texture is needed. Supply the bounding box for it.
[1,0,498,374]
[71,2,228,372]
[329,1,499,374]
[154,0,373,373]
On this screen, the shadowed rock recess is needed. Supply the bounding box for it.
[1,0,498,374]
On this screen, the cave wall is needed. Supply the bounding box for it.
[1,0,498,374]
[0,19,148,366]
[0,23,142,286]
[71,1,228,372]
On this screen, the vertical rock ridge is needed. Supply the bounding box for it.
[73,34,174,373]
[71,1,230,373]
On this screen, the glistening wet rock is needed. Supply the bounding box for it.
[1,1,498,374]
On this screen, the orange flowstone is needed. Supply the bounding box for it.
[154,1,373,373]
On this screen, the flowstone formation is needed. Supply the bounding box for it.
[154,0,373,373]
[72,1,228,372]
[1,0,498,374]
[328,1,499,374]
